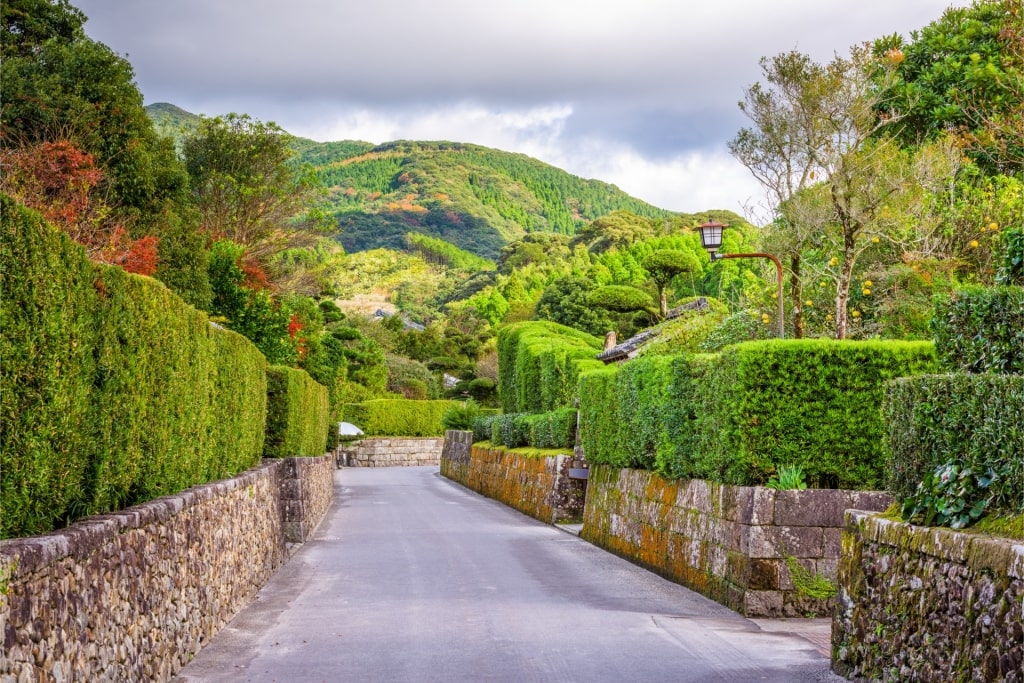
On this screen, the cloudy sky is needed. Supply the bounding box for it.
[75,0,961,221]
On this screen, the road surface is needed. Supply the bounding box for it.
[175,467,841,683]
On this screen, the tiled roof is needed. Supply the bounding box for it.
[596,297,710,363]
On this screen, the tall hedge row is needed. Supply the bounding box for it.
[883,374,1023,515]
[342,399,458,436]
[690,340,938,488]
[497,321,604,414]
[579,339,938,489]
[264,366,330,457]
[932,286,1024,374]
[0,197,270,538]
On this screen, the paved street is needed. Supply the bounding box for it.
[175,467,841,683]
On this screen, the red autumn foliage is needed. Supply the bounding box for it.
[240,255,271,291]
[1,139,162,276]
[287,313,307,358]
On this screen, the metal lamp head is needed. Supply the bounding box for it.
[696,219,726,260]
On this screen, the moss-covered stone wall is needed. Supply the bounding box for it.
[581,464,891,617]
[833,511,1023,682]
[440,435,586,524]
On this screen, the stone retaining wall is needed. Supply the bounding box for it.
[581,464,892,617]
[0,456,334,683]
[440,432,586,524]
[280,454,335,544]
[337,437,444,467]
[832,511,1023,682]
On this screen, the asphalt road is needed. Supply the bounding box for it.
[175,467,842,683]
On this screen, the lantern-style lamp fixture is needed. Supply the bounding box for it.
[696,218,726,259]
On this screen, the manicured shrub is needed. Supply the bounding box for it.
[931,286,1024,374]
[884,374,1024,515]
[578,367,624,467]
[342,399,458,437]
[1,196,100,536]
[527,407,577,449]
[491,413,531,448]
[263,365,330,457]
[1,195,271,538]
[472,414,499,443]
[209,324,268,479]
[497,321,603,414]
[691,340,938,488]
[578,340,938,490]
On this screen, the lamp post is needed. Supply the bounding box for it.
[696,219,785,339]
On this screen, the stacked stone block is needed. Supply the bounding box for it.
[337,437,444,467]
[440,435,586,524]
[581,464,891,617]
[0,456,335,683]
[280,454,335,544]
[833,511,1023,682]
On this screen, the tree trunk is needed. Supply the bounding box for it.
[659,287,668,318]
[790,255,804,339]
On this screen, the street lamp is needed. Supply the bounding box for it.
[696,219,785,339]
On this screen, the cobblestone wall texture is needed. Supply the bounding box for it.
[280,454,335,544]
[581,464,892,617]
[833,511,1023,682]
[337,437,444,467]
[440,433,586,524]
[0,456,335,683]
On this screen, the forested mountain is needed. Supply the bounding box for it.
[303,140,674,259]
[145,105,674,260]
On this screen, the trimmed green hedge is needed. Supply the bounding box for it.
[264,365,330,457]
[579,339,939,489]
[1,196,268,538]
[932,286,1024,374]
[342,399,458,436]
[497,321,603,414]
[687,340,938,488]
[884,374,1024,515]
[487,408,577,449]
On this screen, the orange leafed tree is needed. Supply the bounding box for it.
[0,140,159,275]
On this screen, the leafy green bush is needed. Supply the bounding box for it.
[1,197,100,536]
[884,373,1023,516]
[996,226,1023,286]
[900,461,998,529]
[490,413,531,448]
[690,340,938,488]
[497,321,603,414]
[263,365,330,457]
[342,399,458,436]
[1,196,270,538]
[209,325,268,478]
[579,339,938,489]
[578,367,624,467]
[441,399,483,431]
[527,407,577,449]
[472,414,499,442]
[699,310,772,352]
[931,287,1024,374]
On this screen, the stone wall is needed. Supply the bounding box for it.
[832,511,1023,682]
[280,454,335,544]
[0,456,334,683]
[581,464,892,618]
[337,437,444,467]
[440,433,586,524]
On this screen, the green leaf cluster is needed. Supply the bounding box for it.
[932,286,1024,374]
[496,321,604,414]
[341,399,459,437]
[263,365,330,458]
[884,374,1023,516]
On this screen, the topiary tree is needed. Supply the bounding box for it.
[643,249,702,316]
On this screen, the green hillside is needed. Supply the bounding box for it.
[305,140,674,260]
[145,105,674,260]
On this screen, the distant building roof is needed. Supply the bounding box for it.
[596,297,710,364]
